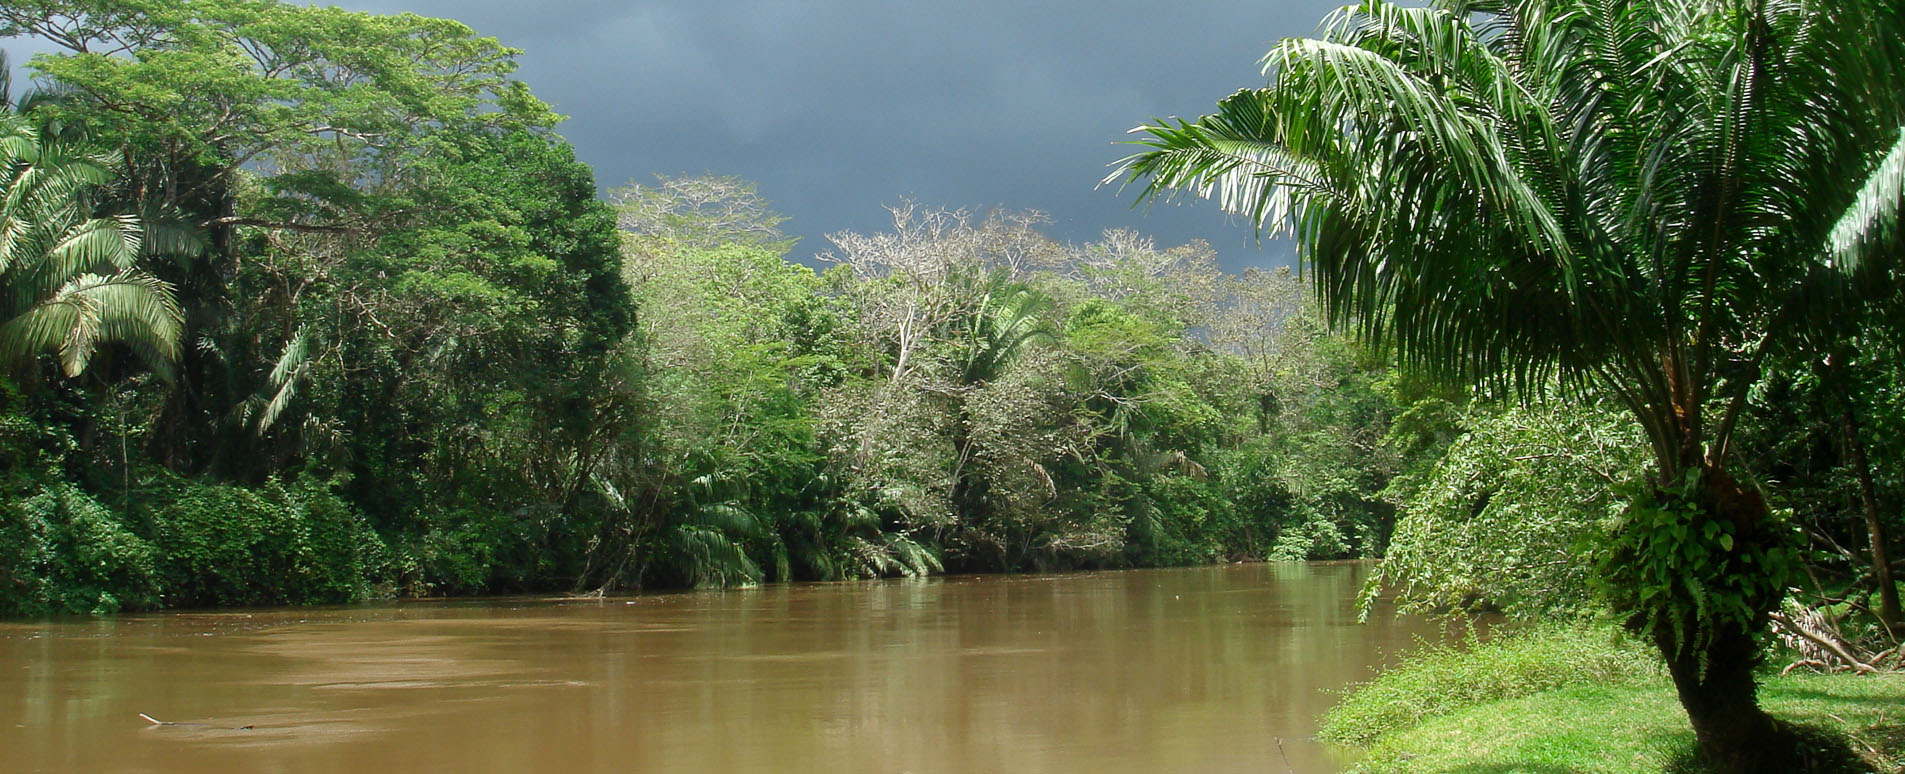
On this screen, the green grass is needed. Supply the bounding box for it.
[1319,625,1663,747]
[1321,627,1905,773]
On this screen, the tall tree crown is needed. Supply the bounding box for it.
[1112,0,1905,472]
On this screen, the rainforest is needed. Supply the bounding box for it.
[0,2,1901,773]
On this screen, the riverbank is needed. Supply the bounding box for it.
[1320,626,1905,773]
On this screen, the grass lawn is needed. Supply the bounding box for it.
[1320,627,1905,773]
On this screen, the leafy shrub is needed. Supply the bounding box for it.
[1317,624,1661,747]
[147,476,385,607]
[410,509,506,594]
[404,498,599,594]
[1371,403,1648,618]
[1267,506,1352,561]
[1130,473,1225,566]
[0,484,162,616]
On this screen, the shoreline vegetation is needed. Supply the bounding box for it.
[0,0,1436,617]
[1321,626,1905,774]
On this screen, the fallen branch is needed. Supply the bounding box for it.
[1782,658,1828,676]
[201,216,358,235]
[139,713,252,730]
[1770,611,1882,675]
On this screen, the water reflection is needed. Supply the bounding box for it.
[0,562,1445,773]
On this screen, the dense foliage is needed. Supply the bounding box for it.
[595,189,1424,588]
[0,0,1441,616]
[0,0,624,611]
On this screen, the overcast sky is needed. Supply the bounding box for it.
[35,1,1353,271]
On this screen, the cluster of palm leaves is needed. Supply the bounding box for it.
[1113,0,1902,475]
[0,65,184,379]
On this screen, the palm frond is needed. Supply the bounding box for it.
[686,502,765,537]
[135,204,210,261]
[1107,95,1335,236]
[45,215,141,275]
[1827,129,1905,275]
[670,525,763,589]
[256,326,314,433]
[0,271,182,376]
[882,533,943,577]
[0,102,187,379]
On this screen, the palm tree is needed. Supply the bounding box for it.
[951,268,1055,388]
[1108,1,1903,770]
[945,267,1054,531]
[0,63,182,378]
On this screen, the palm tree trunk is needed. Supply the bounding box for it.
[1647,467,1803,773]
[1655,618,1784,773]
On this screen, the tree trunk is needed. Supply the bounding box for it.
[1639,468,1806,773]
[948,400,992,542]
[1655,618,1788,773]
[1841,407,1903,634]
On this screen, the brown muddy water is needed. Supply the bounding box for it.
[0,562,1451,774]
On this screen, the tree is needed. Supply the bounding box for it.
[0,89,181,378]
[1110,0,1905,768]
[1207,266,1309,434]
[2,0,560,475]
[818,204,1058,565]
[0,0,557,229]
[611,174,793,254]
[1741,339,1905,638]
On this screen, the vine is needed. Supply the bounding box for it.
[1594,471,1801,676]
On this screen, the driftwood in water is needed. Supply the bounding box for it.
[139,713,253,730]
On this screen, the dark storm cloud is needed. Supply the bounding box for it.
[348,1,1347,269]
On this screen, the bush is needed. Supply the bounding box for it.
[1372,403,1649,619]
[1208,427,1393,563]
[409,506,516,594]
[0,484,162,617]
[404,501,587,594]
[147,476,386,607]
[1317,624,1661,747]
[1130,473,1225,566]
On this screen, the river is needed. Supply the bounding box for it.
[0,562,1447,773]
